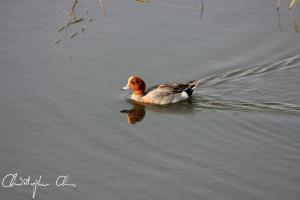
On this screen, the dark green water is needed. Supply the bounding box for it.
[0,0,300,199]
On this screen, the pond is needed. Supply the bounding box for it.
[0,0,299,199]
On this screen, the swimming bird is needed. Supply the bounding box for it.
[122,75,201,105]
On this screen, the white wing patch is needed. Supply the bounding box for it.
[181,91,189,98]
[171,91,189,103]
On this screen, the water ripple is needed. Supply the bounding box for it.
[199,54,300,87]
[192,54,300,114]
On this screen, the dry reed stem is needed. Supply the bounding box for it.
[58,0,84,32]
[98,0,106,16]
[289,10,299,32]
[199,0,204,20]
[289,0,298,9]
[277,0,298,10]
[69,32,78,39]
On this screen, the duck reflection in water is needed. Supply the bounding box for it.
[120,99,197,124]
[120,102,146,124]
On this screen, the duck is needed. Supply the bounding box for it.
[122,75,201,105]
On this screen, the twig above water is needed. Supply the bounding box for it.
[57,0,84,32]
[136,0,148,3]
[69,0,79,21]
[58,17,84,32]
[276,0,298,10]
[198,0,204,20]
[276,7,282,32]
[53,38,61,44]
[97,0,106,16]
[289,10,299,32]
[69,32,78,39]
[275,0,299,33]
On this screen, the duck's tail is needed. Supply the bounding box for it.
[185,80,201,97]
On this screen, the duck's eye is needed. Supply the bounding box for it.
[131,80,136,85]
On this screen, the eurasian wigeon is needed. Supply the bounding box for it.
[122,75,201,105]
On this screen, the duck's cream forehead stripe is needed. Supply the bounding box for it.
[128,76,136,84]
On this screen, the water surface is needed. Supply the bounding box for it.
[0,0,300,199]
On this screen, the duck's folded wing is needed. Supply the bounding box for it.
[146,84,188,95]
[158,84,190,93]
[145,80,200,97]
[142,80,200,104]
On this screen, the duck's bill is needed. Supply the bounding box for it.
[122,85,129,90]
